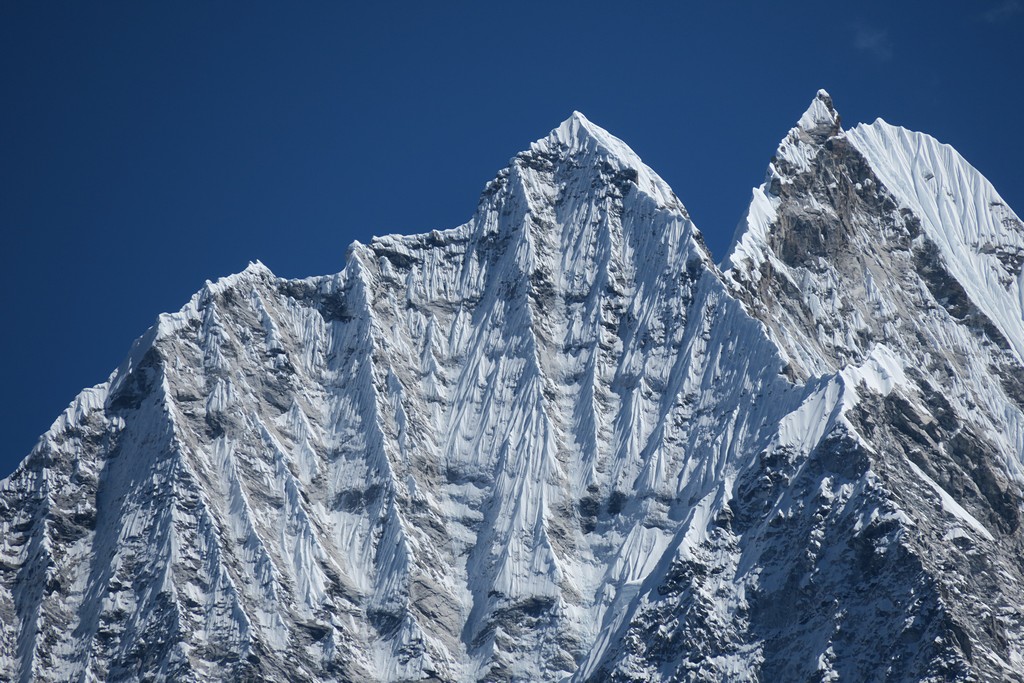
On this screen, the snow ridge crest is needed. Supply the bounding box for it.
[3,92,1024,683]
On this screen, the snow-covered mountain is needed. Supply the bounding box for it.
[3,92,1023,682]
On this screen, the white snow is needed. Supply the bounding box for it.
[2,101,1024,682]
[849,120,1024,363]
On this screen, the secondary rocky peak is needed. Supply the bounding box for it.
[796,88,841,138]
[763,90,843,179]
[721,92,848,288]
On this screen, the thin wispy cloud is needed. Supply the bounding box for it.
[852,23,893,63]
[980,0,1022,22]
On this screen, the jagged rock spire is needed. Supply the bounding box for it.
[796,88,841,139]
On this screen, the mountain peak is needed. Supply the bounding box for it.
[723,90,844,276]
[529,111,685,213]
[548,110,614,151]
[541,110,647,171]
[758,90,843,182]
[795,88,841,139]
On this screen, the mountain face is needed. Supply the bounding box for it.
[3,93,1024,682]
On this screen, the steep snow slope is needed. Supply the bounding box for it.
[2,100,1023,682]
[849,120,1024,363]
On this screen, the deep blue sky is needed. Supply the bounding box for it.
[3,1,1023,476]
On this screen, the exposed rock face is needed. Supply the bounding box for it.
[2,97,1023,682]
